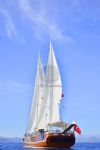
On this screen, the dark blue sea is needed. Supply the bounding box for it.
[0,143,100,150]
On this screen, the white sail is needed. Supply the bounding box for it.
[38,42,62,129]
[28,55,45,133]
[37,91,50,129]
[47,42,62,123]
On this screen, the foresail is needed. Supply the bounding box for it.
[27,56,45,133]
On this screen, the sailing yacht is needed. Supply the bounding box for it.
[23,42,80,148]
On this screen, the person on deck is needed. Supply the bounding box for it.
[39,129,44,140]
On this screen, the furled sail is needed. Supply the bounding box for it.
[27,55,45,133]
[38,42,62,129]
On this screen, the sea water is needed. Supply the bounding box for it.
[0,143,100,150]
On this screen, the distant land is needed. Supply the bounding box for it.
[0,135,100,143]
[0,136,22,143]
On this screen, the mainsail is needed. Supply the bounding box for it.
[46,42,62,123]
[28,55,45,133]
[38,42,62,129]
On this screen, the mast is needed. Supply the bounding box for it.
[49,42,54,123]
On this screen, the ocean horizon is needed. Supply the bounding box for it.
[1,134,100,143]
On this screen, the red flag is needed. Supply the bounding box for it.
[74,124,81,134]
[61,93,64,97]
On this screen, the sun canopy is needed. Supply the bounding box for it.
[47,121,68,129]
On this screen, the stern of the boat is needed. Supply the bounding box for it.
[46,133,75,148]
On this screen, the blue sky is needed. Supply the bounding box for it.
[0,0,100,137]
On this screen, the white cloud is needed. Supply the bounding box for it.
[0,9,18,38]
[0,80,32,95]
[17,0,74,42]
[0,8,24,43]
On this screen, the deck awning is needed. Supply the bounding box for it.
[47,121,69,129]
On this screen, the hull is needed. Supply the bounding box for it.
[24,133,75,148]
